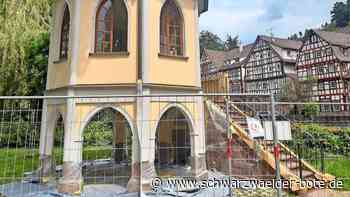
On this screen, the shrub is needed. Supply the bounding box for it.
[301,104,320,119]
[292,123,350,155]
[83,121,113,146]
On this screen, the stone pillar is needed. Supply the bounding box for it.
[127,162,140,192]
[190,94,208,179]
[141,161,157,192]
[57,0,82,192]
[39,155,54,182]
[38,101,56,182]
[58,97,83,194]
[136,81,157,191]
[127,124,141,193]
[58,162,83,194]
[190,154,208,179]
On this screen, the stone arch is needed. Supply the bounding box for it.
[80,105,137,139]
[153,103,195,177]
[155,103,196,136]
[79,105,138,186]
[39,105,66,180]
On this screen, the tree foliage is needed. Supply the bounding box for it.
[331,1,350,28]
[24,33,50,96]
[0,0,52,96]
[199,30,224,53]
[280,77,320,119]
[321,0,350,30]
[224,35,239,51]
[292,123,350,155]
[200,31,241,56]
[279,77,316,102]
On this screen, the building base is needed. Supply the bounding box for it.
[127,162,141,192]
[39,154,54,183]
[191,155,208,179]
[140,161,157,192]
[57,162,83,195]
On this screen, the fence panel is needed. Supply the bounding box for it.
[0,95,347,197]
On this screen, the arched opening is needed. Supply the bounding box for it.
[82,108,132,187]
[155,107,192,177]
[53,113,65,179]
[60,3,70,59]
[160,0,184,56]
[95,0,128,53]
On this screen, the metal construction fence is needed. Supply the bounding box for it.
[0,94,348,197]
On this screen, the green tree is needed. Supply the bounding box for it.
[302,104,320,119]
[288,33,299,40]
[279,77,315,102]
[199,30,224,53]
[0,0,52,96]
[224,35,239,50]
[279,77,319,119]
[24,33,50,96]
[331,1,349,28]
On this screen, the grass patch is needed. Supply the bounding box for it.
[312,156,350,190]
[83,146,113,161]
[0,148,40,184]
[324,158,350,190]
[0,146,114,185]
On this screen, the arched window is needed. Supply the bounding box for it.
[60,3,70,59]
[160,0,184,56]
[95,0,128,53]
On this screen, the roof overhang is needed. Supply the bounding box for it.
[198,0,209,15]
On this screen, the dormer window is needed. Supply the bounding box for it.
[95,0,128,53]
[60,4,70,59]
[160,0,184,57]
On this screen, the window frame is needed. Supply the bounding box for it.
[94,0,129,54]
[159,0,185,58]
[59,3,70,60]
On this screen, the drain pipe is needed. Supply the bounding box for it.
[137,0,144,194]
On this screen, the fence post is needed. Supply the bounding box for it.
[270,94,282,197]
[137,80,143,193]
[320,139,325,173]
[225,98,233,197]
[297,142,303,180]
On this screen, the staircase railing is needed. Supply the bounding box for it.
[221,100,336,191]
[279,142,335,182]
[228,99,259,118]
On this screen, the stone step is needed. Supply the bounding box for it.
[280,154,296,162]
[283,161,300,170]
[291,169,314,179]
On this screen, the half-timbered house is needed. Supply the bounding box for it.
[296,30,350,112]
[217,44,253,93]
[201,45,252,95]
[201,48,240,95]
[244,35,302,97]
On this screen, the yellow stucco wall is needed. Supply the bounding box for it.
[47,0,200,90]
[75,102,136,129]
[76,0,138,86]
[47,61,71,90]
[147,0,199,87]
